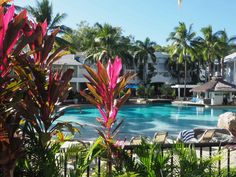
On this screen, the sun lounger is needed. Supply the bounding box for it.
[194,128,232,142]
[130,136,150,145]
[198,129,216,143]
[153,132,168,143]
[177,129,216,143]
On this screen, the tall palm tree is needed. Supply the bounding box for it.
[134,37,157,86]
[27,0,74,51]
[27,0,67,32]
[216,30,236,77]
[80,23,134,66]
[167,22,196,99]
[196,26,221,81]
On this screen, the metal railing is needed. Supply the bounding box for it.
[61,142,236,177]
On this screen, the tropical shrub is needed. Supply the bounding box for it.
[0,1,77,176]
[128,138,173,177]
[13,18,77,177]
[215,167,236,177]
[120,140,222,177]
[0,2,28,176]
[80,57,135,175]
[146,86,156,98]
[159,84,175,99]
[63,138,104,177]
[174,143,220,177]
[136,85,145,98]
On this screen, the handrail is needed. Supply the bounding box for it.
[123,141,236,149]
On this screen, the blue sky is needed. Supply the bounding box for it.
[14,0,236,45]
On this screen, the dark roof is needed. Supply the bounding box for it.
[190,77,236,93]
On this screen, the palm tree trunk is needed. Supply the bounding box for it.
[221,58,225,78]
[208,62,212,81]
[177,62,180,84]
[205,63,208,83]
[197,61,200,83]
[143,61,147,86]
[184,57,187,100]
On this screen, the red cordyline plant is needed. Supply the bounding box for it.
[0,1,75,176]
[10,14,78,177]
[80,57,135,174]
[81,57,134,139]
[0,1,28,176]
[14,18,77,145]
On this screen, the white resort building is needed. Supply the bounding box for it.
[52,54,86,91]
[151,52,176,84]
[53,52,178,92]
[224,52,236,85]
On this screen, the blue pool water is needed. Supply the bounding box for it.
[58,104,236,140]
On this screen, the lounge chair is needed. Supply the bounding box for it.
[130,136,149,145]
[198,129,216,143]
[194,128,232,142]
[153,132,168,144]
[177,129,215,143]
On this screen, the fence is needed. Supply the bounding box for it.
[62,142,236,177]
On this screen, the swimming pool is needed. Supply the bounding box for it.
[58,104,236,140]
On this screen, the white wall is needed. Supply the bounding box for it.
[151,52,176,84]
[210,92,223,105]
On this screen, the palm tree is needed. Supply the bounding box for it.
[196,26,221,81]
[167,22,196,99]
[27,0,67,32]
[134,37,157,86]
[77,23,133,66]
[216,30,236,77]
[27,0,74,51]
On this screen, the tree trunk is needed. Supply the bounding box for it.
[197,61,200,83]
[184,58,187,100]
[218,58,221,74]
[221,58,225,78]
[177,63,180,84]
[143,61,147,86]
[208,62,212,81]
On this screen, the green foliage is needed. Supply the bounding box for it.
[174,143,221,177]
[132,138,173,177]
[65,22,134,64]
[66,138,104,177]
[15,140,62,177]
[146,86,156,98]
[27,0,67,31]
[147,64,157,84]
[134,37,157,85]
[117,141,222,177]
[27,0,74,52]
[159,84,175,98]
[137,85,145,98]
[215,167,236,177]
[137,85,155,98]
